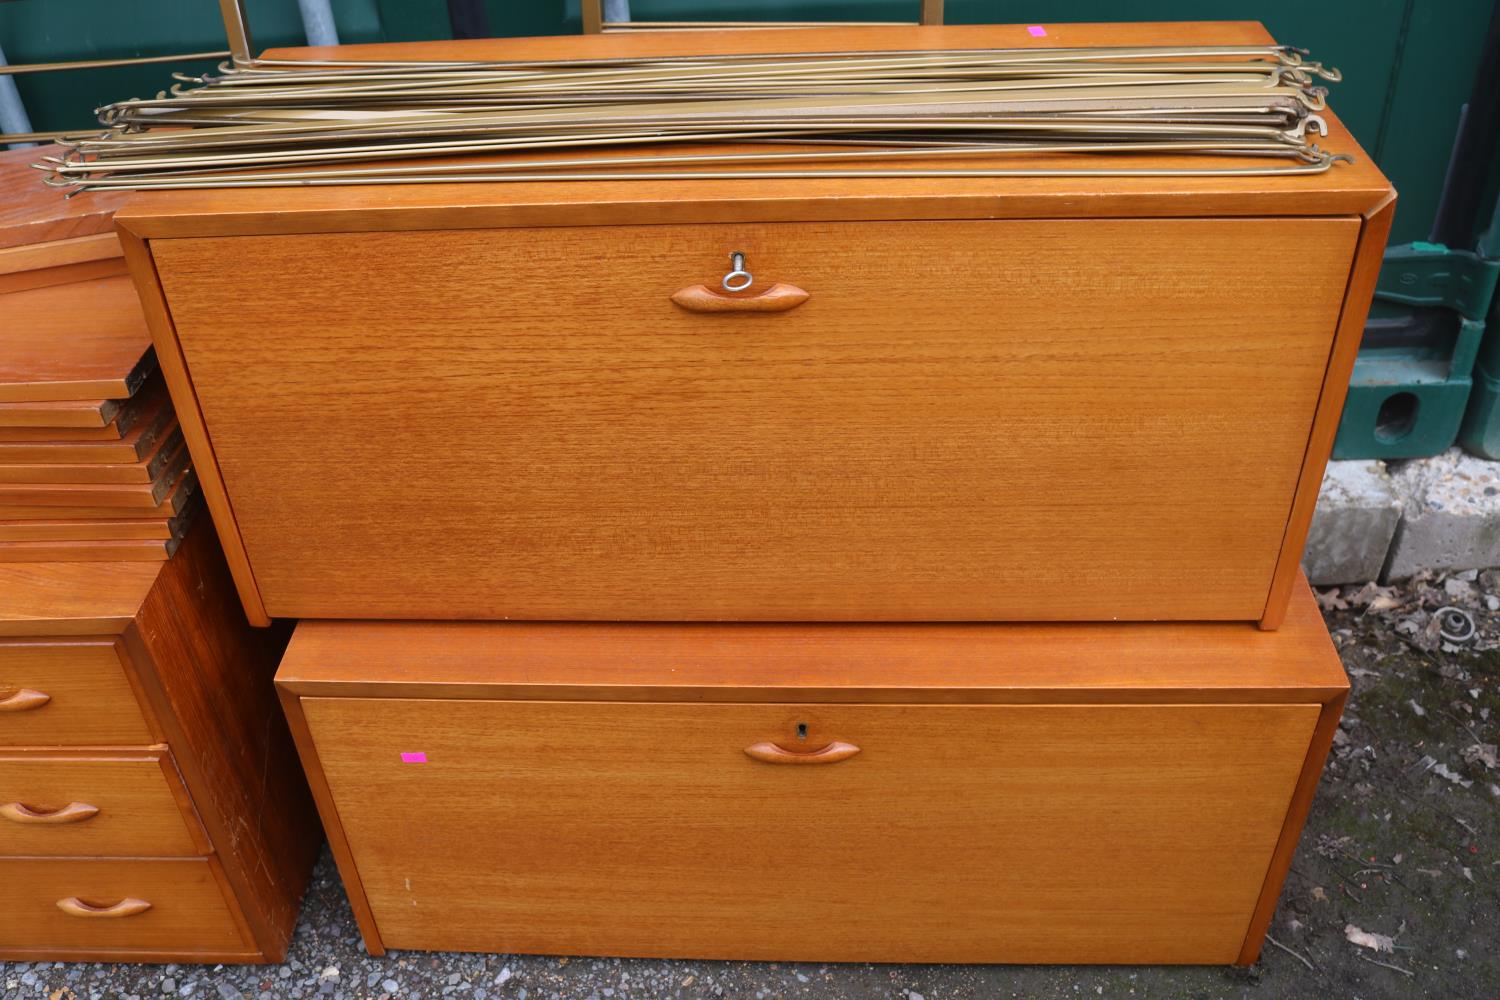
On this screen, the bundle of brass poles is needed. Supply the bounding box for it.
[36,44,1352,192]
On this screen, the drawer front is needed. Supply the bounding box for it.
[155,218,1358,622]
[0,857,246,955]
[0,753,203,857]
[304,698,1319,963]
[0,641,153,746]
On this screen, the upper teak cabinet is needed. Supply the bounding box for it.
[116,23,1395,630]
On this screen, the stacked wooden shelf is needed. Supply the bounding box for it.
[0,146,321,964]
[0,166,198,563]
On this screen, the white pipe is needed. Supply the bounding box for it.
[0,40,37,150]
[297,0,340,47]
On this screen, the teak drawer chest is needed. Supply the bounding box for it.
[276,576,1347,965]
[0,521,320,963]
[115,21,1395,630]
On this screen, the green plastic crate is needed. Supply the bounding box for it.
[1333,314,1484,460]
[1458,276,1500,458]
[1333,240,1500,460]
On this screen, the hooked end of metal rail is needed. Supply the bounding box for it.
[1284,114,1329,140]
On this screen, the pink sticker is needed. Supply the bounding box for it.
[400,752,427,763]
[1027,25,1047,37]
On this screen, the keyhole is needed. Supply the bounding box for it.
[796,723,808,741]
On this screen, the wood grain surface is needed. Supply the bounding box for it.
[156,218,1355,621]
[0,515,181,542]
[0,566,156,636]
[0,468,197,522]
[118,227,270,627]
[0,147,126,252]
[0,399,175,465]
[302,697,1316,962]
[279,685,382,953]
[1238,690,1348,962]
[0,519,317,961]
[112,24,1391,240]
[122,518,320,961]
[0,397,118,430]
[0,233,127,296]
[0,857,246,954]
[0,429,183,485]
[0,424,129,443]
[0,484,194,523]
[0,257,131,296]
[278,574,1346,703]
[0,538,175,562]
[0,374,165,436]
[281,573,1346,962]
[0,440,187,509]
[0,750,204,856]
[1259,191,1397,629]
[0,397,166,442]
[0,233,121,276]
[0,275,155,403]
[0,640,152,743]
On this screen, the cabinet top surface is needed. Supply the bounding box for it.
[115,22,1392,238]
[276,576,1348,702]
[0,276,152,400]
[0,148,127,251]
[0,560,158,636]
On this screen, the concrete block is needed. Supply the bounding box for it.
[1303,460,1401,585]
[1384,448,1500,581]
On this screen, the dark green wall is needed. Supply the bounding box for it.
[0,1,384,139]
[3,0,1493,243]
[583,0,1498,242]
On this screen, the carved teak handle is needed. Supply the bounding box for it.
[671,282,810,313]
[56,897,152,919]
[0,688,50,712]
[1,801,100,825]
[744,740,861,764]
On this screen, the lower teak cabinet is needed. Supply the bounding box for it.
[276,574,1347,965]
[0,520,321,963]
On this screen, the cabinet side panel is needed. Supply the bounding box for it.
[276,684,386,957]
[117,227,269,626]
[124,520,320,961]
[1261,193,1396,629]
[1236,691,1348,964]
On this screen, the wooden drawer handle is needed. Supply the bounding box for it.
[745,740,860,764]
[1,801,100,825]
[0,688,50,712]
[671,282,809,313]
[56,897,151,919]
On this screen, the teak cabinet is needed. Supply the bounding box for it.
[0,522,321,963]
[276,575,1348,965]
[116,21,1395,630]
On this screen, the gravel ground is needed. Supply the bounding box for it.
[5,572,1497,1000]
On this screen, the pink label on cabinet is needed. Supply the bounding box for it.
[1028,25,1047,37]
[400,752,428,763]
